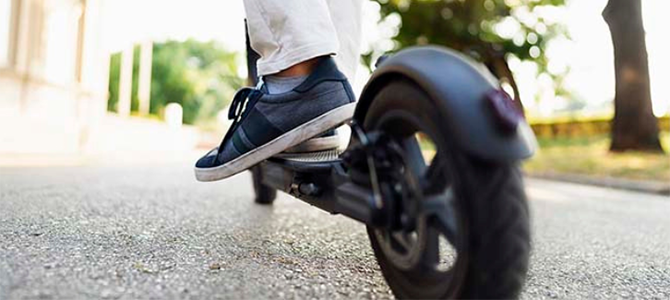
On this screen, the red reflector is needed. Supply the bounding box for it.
[486,89,523,132]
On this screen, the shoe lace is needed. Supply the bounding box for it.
[218,87,263,153]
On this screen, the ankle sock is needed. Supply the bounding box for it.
[263,75,308,94]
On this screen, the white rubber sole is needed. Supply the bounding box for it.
[194,103,356,182]
[282,135,341,153]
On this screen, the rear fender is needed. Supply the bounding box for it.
[354,46,537,162]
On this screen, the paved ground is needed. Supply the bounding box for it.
[0,164,668,299]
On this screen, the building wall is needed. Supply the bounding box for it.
[0,0,110,154]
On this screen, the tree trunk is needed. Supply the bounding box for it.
[603,0,664,152]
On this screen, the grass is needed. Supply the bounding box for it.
[524,132,670,182]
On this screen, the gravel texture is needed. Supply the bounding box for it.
[0,165,668,299]
[523,179,670,300]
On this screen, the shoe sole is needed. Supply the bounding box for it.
[282,135,341,153]
[194,103,356,182]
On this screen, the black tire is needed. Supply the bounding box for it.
[363,79,530,299]
[251,166,276,205]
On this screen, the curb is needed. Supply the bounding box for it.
[527,172,670,196]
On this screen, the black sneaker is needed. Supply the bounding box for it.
[194,58,356,182]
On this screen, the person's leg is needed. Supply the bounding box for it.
[326,0,363,81]
[195,0,361,182]
[244,0,340,77]
[244,0,362,81]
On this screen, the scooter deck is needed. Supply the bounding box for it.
[273,149,342,162]
[266,149,342,173]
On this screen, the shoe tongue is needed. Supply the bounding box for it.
[293,57,347,93]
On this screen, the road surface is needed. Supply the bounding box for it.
[1,164,668,299]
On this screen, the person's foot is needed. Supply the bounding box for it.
[194,57,356,182]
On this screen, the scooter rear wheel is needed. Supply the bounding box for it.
[363,79,530,299]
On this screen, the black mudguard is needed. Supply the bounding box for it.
[354,46,537,162]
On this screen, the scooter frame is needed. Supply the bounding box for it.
[243,20,537,297]
[245,33,536,229]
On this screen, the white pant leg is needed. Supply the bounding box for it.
[244,0,362,80]
[327,0,363,81]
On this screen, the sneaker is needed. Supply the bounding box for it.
[194,57,356,182]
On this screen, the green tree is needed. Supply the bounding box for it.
[368,0,568,110]
[603,0,663,153]
[107,53,121,112]
[108,39,243,125]
[107,46,147,114]
[150,40,244,125]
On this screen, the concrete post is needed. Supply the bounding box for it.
[137,41,153,116]
[118,45,133,117]
[165,103,183,129]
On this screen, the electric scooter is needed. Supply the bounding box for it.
[244,31,536,299]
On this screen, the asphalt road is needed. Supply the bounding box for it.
[0,164,668,299]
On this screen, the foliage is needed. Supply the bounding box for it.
[107,53,121,112]
[108,40,244,125]
[530,116,670,139]
[368,0,570,102]
[131,46,141,112]
[524,133,670,182]
[151,40,244,125]
[107,46,143,114]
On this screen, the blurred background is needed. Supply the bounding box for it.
[0,0,668,185]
